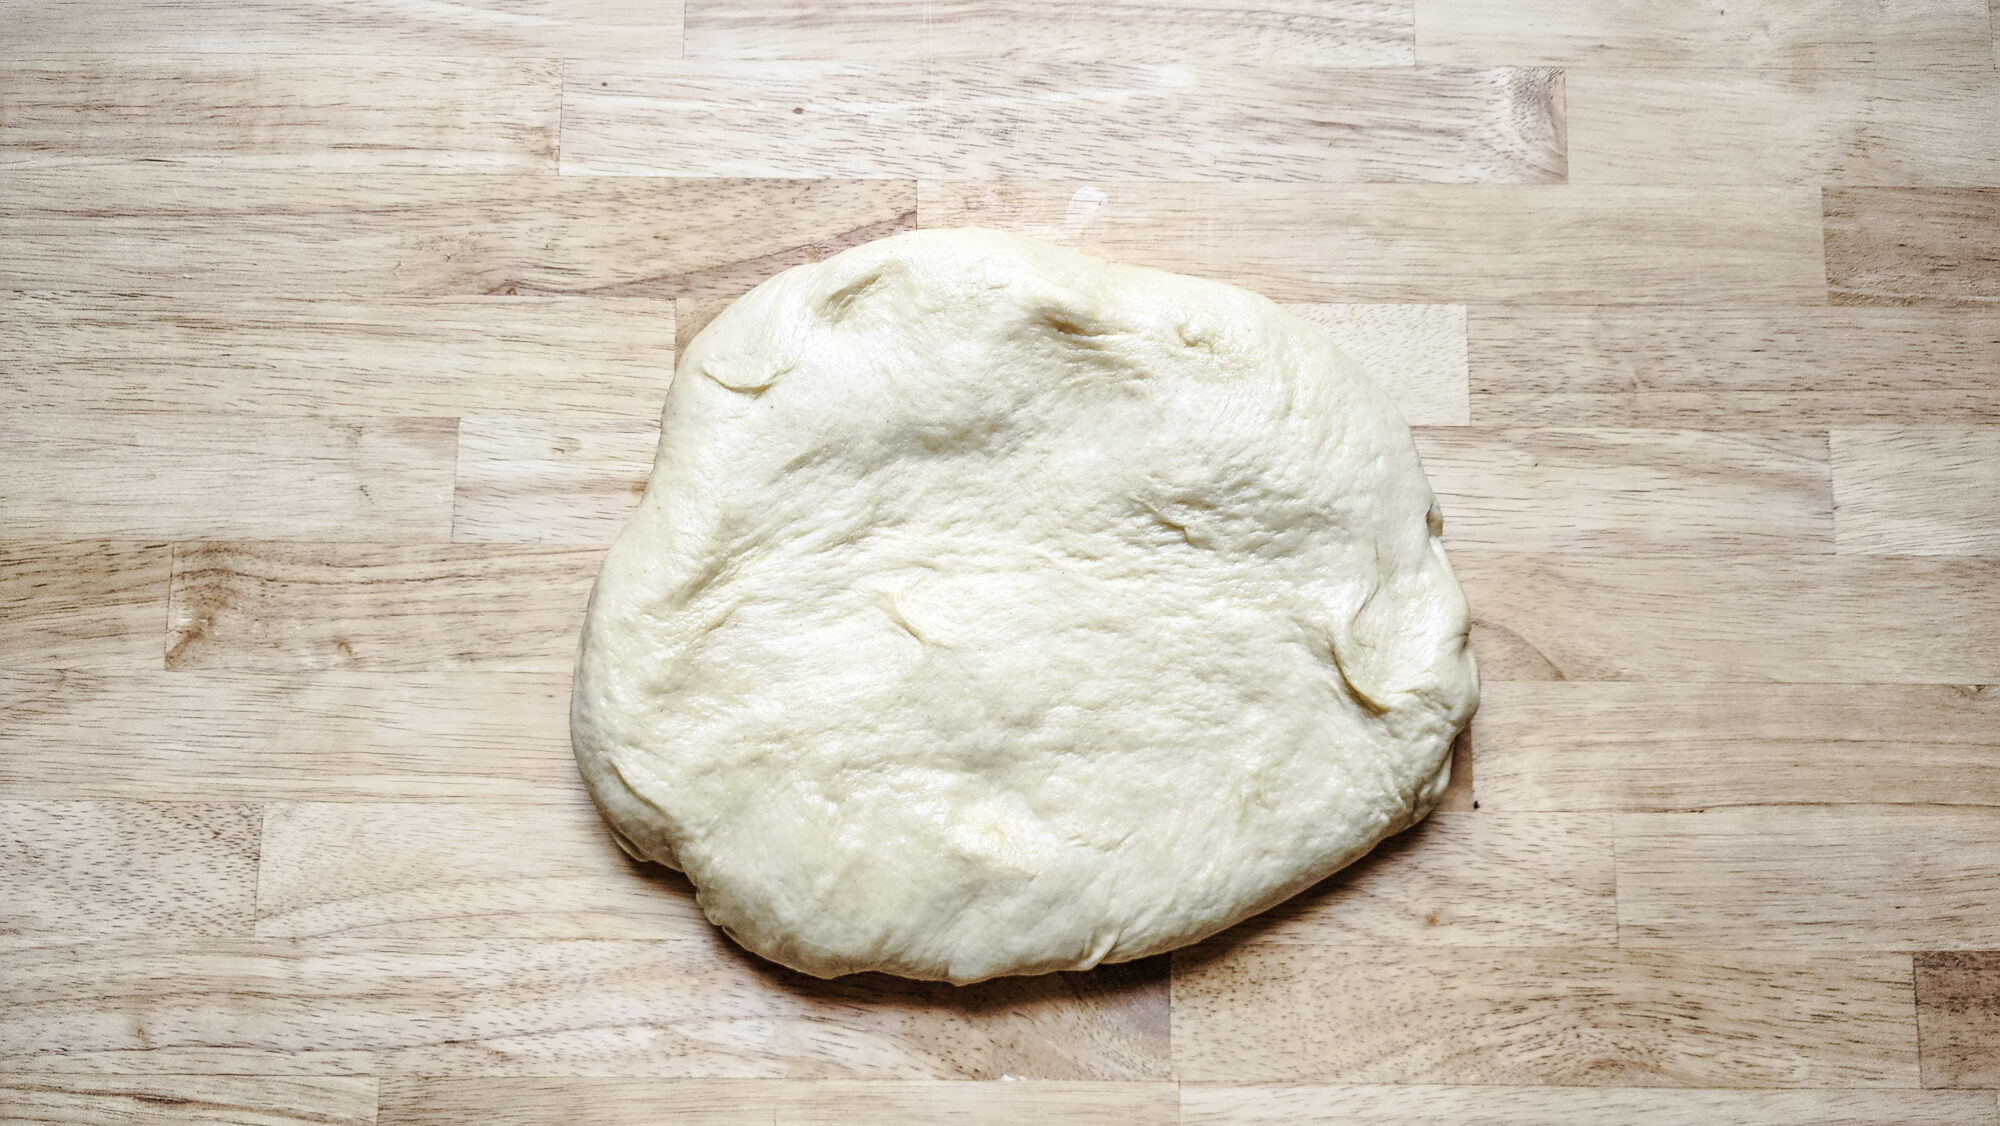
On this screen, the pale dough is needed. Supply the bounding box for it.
[572,228,1478,984]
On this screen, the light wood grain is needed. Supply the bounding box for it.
[1567,68,2000,185]
[1455,553,2000,683]
[1826,188,2000,306]
[377,1078,1177,1126]
[673,296,734,356]
[0,803,260,938]
[1414,0,1997,66]
[164,542,600,671]
[1,0,681,56]
[1616,809,2000,950]
[1416,429,1833,552]
[453,418,655,544]
[256,802,707,938]
[684,0,1411,64]
[0,58,557,172]
[1204,813,1615,947]
[1171,946,1918,1085]
[1916,952,2000,1088]
[8,2,2000,1113]
[1,414,455,540]
[0,670,574,802]
[0,939,1168,1079]
[919,182,1826,304]
[0,295,675,419]
[1472,682,2000,811]
[0,1075,379,1126]
[0,171,915,298]
[1290,305,1467,426]
[0,542,170,669]
[1179,1084,2000,1126]
[1832,429,2000,554]
[561,63,1562,183]
[1466,306,2000,427]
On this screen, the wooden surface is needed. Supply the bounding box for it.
[3,4,1999,1123]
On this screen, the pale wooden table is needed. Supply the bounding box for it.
[5,2,2000,1123]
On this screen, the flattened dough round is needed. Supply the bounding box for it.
[572,229,1478,984]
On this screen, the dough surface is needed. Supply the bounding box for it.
[572,228,1478,984]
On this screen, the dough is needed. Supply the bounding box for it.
[572,228,1477,984]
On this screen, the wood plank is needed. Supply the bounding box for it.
[0,295,675,419]
[0,803,260,938]
[1832,429,2000,554]
[918,182,1826,304]
[672,300,1471,426]
[1472,682,2000,811]
[164,542,601,671]
[0,1075,378,1126]
[0,939,1169,1079]
[0,58,557,172]
[675,296,734,355]
[1,414,456,540]
[256,802,707,939]
[0,171,915,298]
[776,1082,1178,1126]
[1466,306,2000,427]
[1180,1084,2000,1126]
[1415,429,1833,553]
[1170,946,1919,1085]
[1414,0,1996,66]
[1,0,680,56]
[1454,553,2000,683]
[0,670,574,802]
[561,63,1562,183]
[1826,188,2000,307]
[0,542,170,669]
[1567,68,2000,185]
[1292,304,1468,426]
[379,1078,1177,1126]
[453,418,655,544]
[683,0,1412,64]
[1616,809,2000,950]
[1203,813,1615,947]
[1916,951,2000,1088]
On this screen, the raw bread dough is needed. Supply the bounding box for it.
[572,229,1478,984]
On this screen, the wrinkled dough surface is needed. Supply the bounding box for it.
[572,228,1478,984]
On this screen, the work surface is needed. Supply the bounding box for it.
[5,3,2000,1124]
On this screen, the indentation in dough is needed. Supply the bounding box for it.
[872,591,930,647]
[1176,320,1218,353]
[1153,514,1198,548]
[908,411,1009,457]
[821,270,891,324]
[1038,305,1117,343]
[1136,496,1207,550]
[679,554,731,602]
[1330,638,1390,716]
[702,358,792,396]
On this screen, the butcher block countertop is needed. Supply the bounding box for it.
[6,2,2000,1123]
